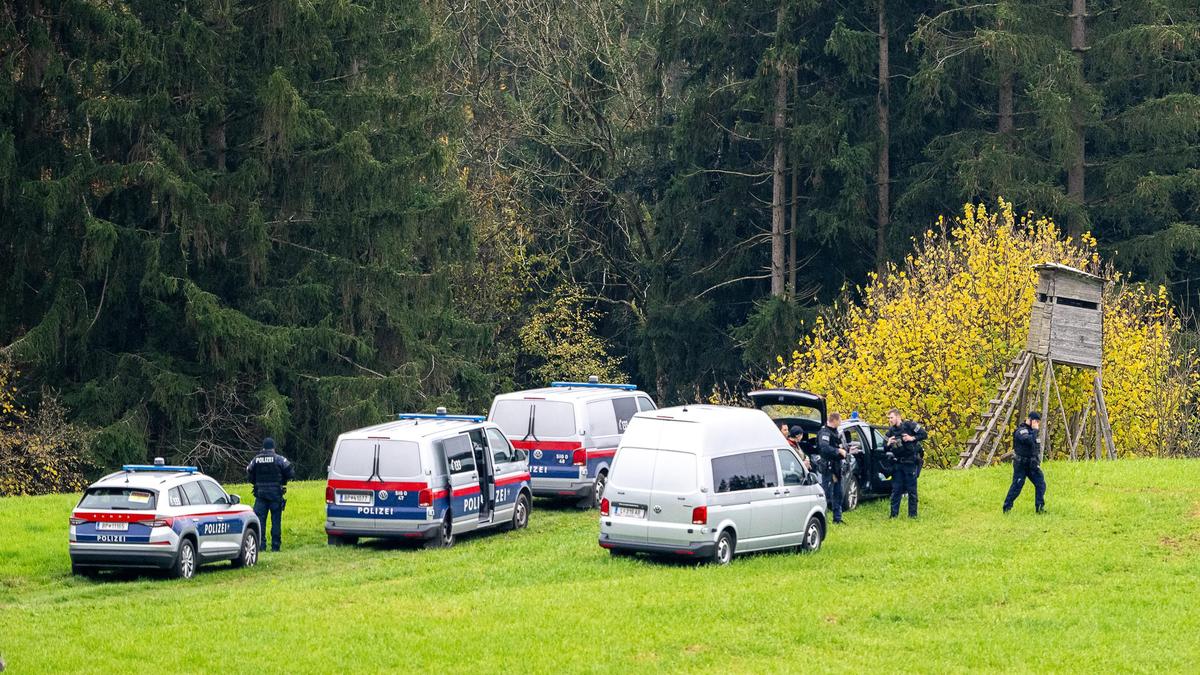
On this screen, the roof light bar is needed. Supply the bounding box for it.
[122,464,198,473]
[549,381,637,391]
[397,406,485,423]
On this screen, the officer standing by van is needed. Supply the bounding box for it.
[885,408,926,519]
[1003,412,1046,513]
[816,412,846,524]
[246,437,295,551]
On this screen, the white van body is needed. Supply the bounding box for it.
[598,405,826,563]
[488,382,656,506]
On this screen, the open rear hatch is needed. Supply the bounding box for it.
[747,389,827,432]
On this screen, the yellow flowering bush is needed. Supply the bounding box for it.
[767,199,1199,466]
[0,362,92,496]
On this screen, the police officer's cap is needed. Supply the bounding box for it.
[789,425,805,437]
[263,436,276,450]
[1027,411,1041,421]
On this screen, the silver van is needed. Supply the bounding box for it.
[488,377,656,508]
[597,405,826,564]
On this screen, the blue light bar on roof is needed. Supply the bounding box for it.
[550,381,637,390]
[122,464,198,473]
[397,408,485,422]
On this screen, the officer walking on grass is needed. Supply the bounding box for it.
[246,437,295,551]
[1003,412,1046,514]
[816,412,847,524]
[886,408,927,519]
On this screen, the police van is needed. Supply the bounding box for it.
[325,408,532,548]
[487,377,656,508]
[69,459,261,579]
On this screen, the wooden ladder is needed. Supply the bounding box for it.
[957,351,1035,469]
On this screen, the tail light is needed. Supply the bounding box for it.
[600,497,610,516]
[572,449,586,465]
[418,488,433,507]
[144,517,174,528]
[691,506,708,525]
[325,484,334,504]
[69,517,86,526]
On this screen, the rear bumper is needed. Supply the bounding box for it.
[597,534,716,559]
[531,477,592,498]
[326,521,442,540]
[69,544,178,569]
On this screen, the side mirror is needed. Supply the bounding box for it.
[229,494,241,505]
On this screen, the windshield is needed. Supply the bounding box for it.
[490,400,577,439]
[332,440,377,478]
[377,441,422,479]
[79,487,158,510]
[758,404,822,423]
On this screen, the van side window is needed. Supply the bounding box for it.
[712,451,778,492]
[486,428,514,464]
[612,397,638,433]
[587,400,619,437]
[468,429,488,470]
[444,434,477,474]
[777,449,805,486]
[871,428,887,451]
[636,396,656,412]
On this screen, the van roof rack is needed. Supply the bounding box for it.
[122,457,198,473]
[550,375,637,391]
[397,406,485,423]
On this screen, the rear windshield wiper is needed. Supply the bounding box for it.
[522,404,539,442]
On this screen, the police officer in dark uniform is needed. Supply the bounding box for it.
[816,412,847,524]
[885,408,927,518]
[246,437,295,551]
[1003,412,1046,513]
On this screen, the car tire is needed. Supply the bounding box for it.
[710,529,735,565]
[800,516,824,553]
[327,534,358,547]
[231,529,259,568]
[608,547,634,558]
[425,514,454,549]
[844,475,860,512]
[508,492,530,531]
[592,471,608,509]
[171,538,197,579]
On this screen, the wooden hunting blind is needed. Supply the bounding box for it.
[959,263,1115,468]
[1026,263,1104,369]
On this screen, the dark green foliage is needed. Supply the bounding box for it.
[1,0,481,478]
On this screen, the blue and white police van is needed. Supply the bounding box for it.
[69,459,261,579]
[487,377,656,508]
[325,408,532,548]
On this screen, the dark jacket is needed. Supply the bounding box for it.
[886,420,928,465]
[246,449,295,495]
[1013,423,1040,459]
[816,425,844,478]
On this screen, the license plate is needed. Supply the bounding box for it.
[339,492,372,505]
[614,504,646,519]
[96,522,128,531]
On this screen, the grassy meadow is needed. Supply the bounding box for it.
[2,459,1199,673]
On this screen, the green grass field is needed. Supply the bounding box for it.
[2,459,1199,673]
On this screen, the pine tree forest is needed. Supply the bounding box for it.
[2,0,1199,485]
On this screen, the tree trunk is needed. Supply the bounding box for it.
[1067,0,1087,234]
[998,70,1014,140]
[770,53,788,297]
[875,0,890,274]
[788,69,799,297]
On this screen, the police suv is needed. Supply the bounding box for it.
[325,409,532,548]
[488,377,656,508]
[69,459,261,579]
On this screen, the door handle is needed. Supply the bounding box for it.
[774,491,781,495]
[782,490,791,495]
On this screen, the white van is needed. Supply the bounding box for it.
[598,405,826,564]
[488,378,656,507]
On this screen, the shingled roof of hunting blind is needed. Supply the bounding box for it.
[1027,263,1106,369]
